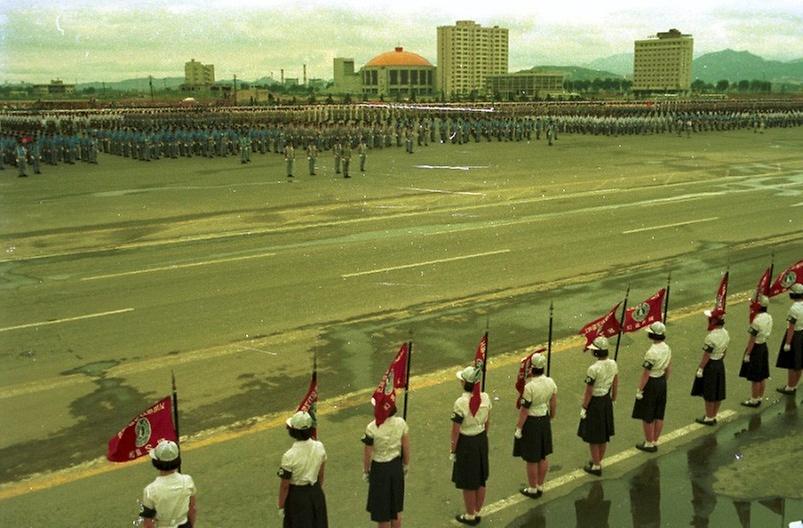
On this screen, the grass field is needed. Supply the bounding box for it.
[1,128,802,526]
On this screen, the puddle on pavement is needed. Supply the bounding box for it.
[507,397,803,527]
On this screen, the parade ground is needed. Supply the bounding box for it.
[1,127,802,526]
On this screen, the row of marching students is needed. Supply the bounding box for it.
[273,282,803,528]
[128,282,802,527]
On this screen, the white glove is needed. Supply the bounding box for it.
[403,465,409,477]
[278,508,284,519]
[784,344,792,352]
[580,408,587,420]
[635,389,644,400]
[696,368,704,378]
[362,472,370,483]
[449,453,457,462]
[514,428,523,439]
[743,355,750,363]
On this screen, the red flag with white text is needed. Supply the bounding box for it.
[469,333,488,416]
[767,260,803,297]
[371,343,409,425]
[578,303,622,348]
[515,347,546,408]
[107,397,177,462]
[296,370,318,438]
[749,267,772,322]
[707,272,729,330]
[622,289,666,333]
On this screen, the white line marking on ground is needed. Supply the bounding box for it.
[342,249,511,278]
[474,409,737,522]
[80,252,277,281]
[0,308,134,333]
[792,202,803,207]
[622,217,719,234]
[404,186,486,196]
[237,345,277,356]
[413,165,490,171]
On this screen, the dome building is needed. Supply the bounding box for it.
[361,47,436,99]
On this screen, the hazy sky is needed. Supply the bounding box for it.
[1,0,801,83]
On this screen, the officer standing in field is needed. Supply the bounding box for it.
[361,402,410,528]
[278,411,328,528]
[284,142,295,179]
[15,140,28,177]
[776,283,803,395]
[632,322,671,452]
[138,440,197,528]
[739,296,772,407]
[342,141,352,179]
[513,353,557,499]
[333,140,342,175]
[358,138,367,173]
[691,309,729,425]
[451,366,492,526]
[577,337,618,476]
[307,143,318,176]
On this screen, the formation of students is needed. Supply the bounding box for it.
[135,283,803,527]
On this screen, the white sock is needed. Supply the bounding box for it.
[644,441,655,447]
[464,513,475,520]
[591,463,601,470]
[536,485,544,492]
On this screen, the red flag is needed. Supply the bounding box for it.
[515,347,546,408]
[296,370,318,438]
[578,303,622,348]
[469,333,488,416]
[622,289,666,333]
[107,397,177,462]
[371,343,409,425]
[749,267,772,322]
[707,272,729,330]
[767,260,803,297]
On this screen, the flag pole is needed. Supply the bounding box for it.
[171,370,181,473]
[481,316,489,392]
[614,284,630,361]
[663,272,672,324]
[403,338,413,421]
[547,301,554,377]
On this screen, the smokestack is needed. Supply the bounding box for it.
[281,69,284,84]
[303,64,307,86]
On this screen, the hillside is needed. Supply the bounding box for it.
[521,65,623,81]
[692,49,803,83]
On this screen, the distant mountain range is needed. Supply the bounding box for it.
[76,77,185,91]
[521,66,623,81]
[582,49,803,83]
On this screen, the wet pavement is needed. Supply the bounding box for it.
[506,396,803,527]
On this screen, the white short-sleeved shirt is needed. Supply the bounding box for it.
[643,342,672,378]
[363,416,409,463]
[141,472,196,528]
[703,328,730,360]
[278,439,327,485]
[585,359,618,397]
[451,392,492,436]
[521,376,557,417]
[788,302,803,331]
[749,312,773,344]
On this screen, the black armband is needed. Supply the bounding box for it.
[361,435,374,446]
[584,376,595,385]
[703,344,714,353]
[521,399,532,409]
[642,360,654,370]
[748,327,759,337]
[450,412,464,424]
[140,506,157,519]
[277,468,293,480]
[789,316,798,324]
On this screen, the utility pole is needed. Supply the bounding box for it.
[149,75,154,101]
[233,74,238,104]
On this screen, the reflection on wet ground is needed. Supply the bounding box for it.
[507,397,803,527]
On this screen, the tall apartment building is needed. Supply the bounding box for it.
[437,20,508,98]
[632,29,693,96]
[184,59,215,86]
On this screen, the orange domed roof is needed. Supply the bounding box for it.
[365,47,433,67]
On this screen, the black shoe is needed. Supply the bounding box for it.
[455,514,479,526]
[583,463,602,476]
[695,417,717,426]
[520,487,543,499]
[636,442,658,453]
[776,386,796,395]
[740,400,761,408]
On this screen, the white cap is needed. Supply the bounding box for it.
[530,353,547,370]
[587,336,609,351]
[646,321,666,336]
[149,440,179,462]
[286,411,313,430]
[456,366,482,384]
[757,295,769,307]
[791,283,803,294]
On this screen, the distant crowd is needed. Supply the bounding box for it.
[1,99,802,177]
